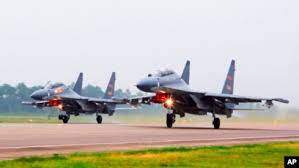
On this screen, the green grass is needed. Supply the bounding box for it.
[0,142,298,168]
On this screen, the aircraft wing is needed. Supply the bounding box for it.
[58,96,126,104]
[203,93,289,104]
[128,84,288,107]
[21,100,49,108]
[136,85,288,105]
[88,98,127,104]
[22,100,48,106]
[115,107,139,110]
[22,96,88,108]
[230,107,266,111]
[158,86,289,104]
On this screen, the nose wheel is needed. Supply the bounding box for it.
[58,114,70,124]
[166,113,176,128]
[96,115,102,124]
[213,117,220,129]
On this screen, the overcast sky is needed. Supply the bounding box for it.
[0,0,298,105]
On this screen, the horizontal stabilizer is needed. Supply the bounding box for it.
[272,98,289,104]
[228,107,266,111]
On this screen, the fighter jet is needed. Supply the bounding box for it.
[22,72,126,124]
[130,60,289,129]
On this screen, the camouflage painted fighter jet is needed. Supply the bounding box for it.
[22,72,126,124]
[130,60,289,129]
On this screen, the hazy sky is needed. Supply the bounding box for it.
[0,0,298,105]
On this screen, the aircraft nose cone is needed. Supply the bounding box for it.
[136,81,143,90]
[136,78,158,93]
[30,92,40,100]
[136,83,144,91]
[30,90,46,100]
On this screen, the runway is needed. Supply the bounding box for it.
[0,123,298,160]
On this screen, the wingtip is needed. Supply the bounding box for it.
[273,98,289,104]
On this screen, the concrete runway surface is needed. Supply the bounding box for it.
[0,123,298,160]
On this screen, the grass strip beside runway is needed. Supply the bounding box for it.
[0,141,298,168]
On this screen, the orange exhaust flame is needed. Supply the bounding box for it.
[48,99,62,107]
[152,92,169,104]
[151,92,174,109]
[57,104,63,110]
[164,98,174,108]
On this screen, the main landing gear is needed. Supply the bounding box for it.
[166,113,176,128]
[58,114,70,124]
[212,113,220,129]
[96,115,103,124]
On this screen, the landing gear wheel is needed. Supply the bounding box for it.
[62,116,69,124]
[166,113,175,128]
[58,114,63,120]
[96,115,103,124]
[213,118,220,129]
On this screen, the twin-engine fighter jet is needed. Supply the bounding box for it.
[23,72,126,124]
[130,60,289,129]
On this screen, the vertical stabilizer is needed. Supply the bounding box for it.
[222,60,235,94]
[103,72,116,99]
[73,73,83,95]
[181,60,190,85]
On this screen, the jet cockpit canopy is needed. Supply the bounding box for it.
[152,69,175,77]
[45,82,65,89]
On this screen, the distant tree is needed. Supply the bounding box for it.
[0,84,16,96]
[82,85,104,98]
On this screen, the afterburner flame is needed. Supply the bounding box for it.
[152,92,169,104]
[164,98,174,108]
[152,92,174,109]
[57,104,63,110]
[48,99,62,107]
